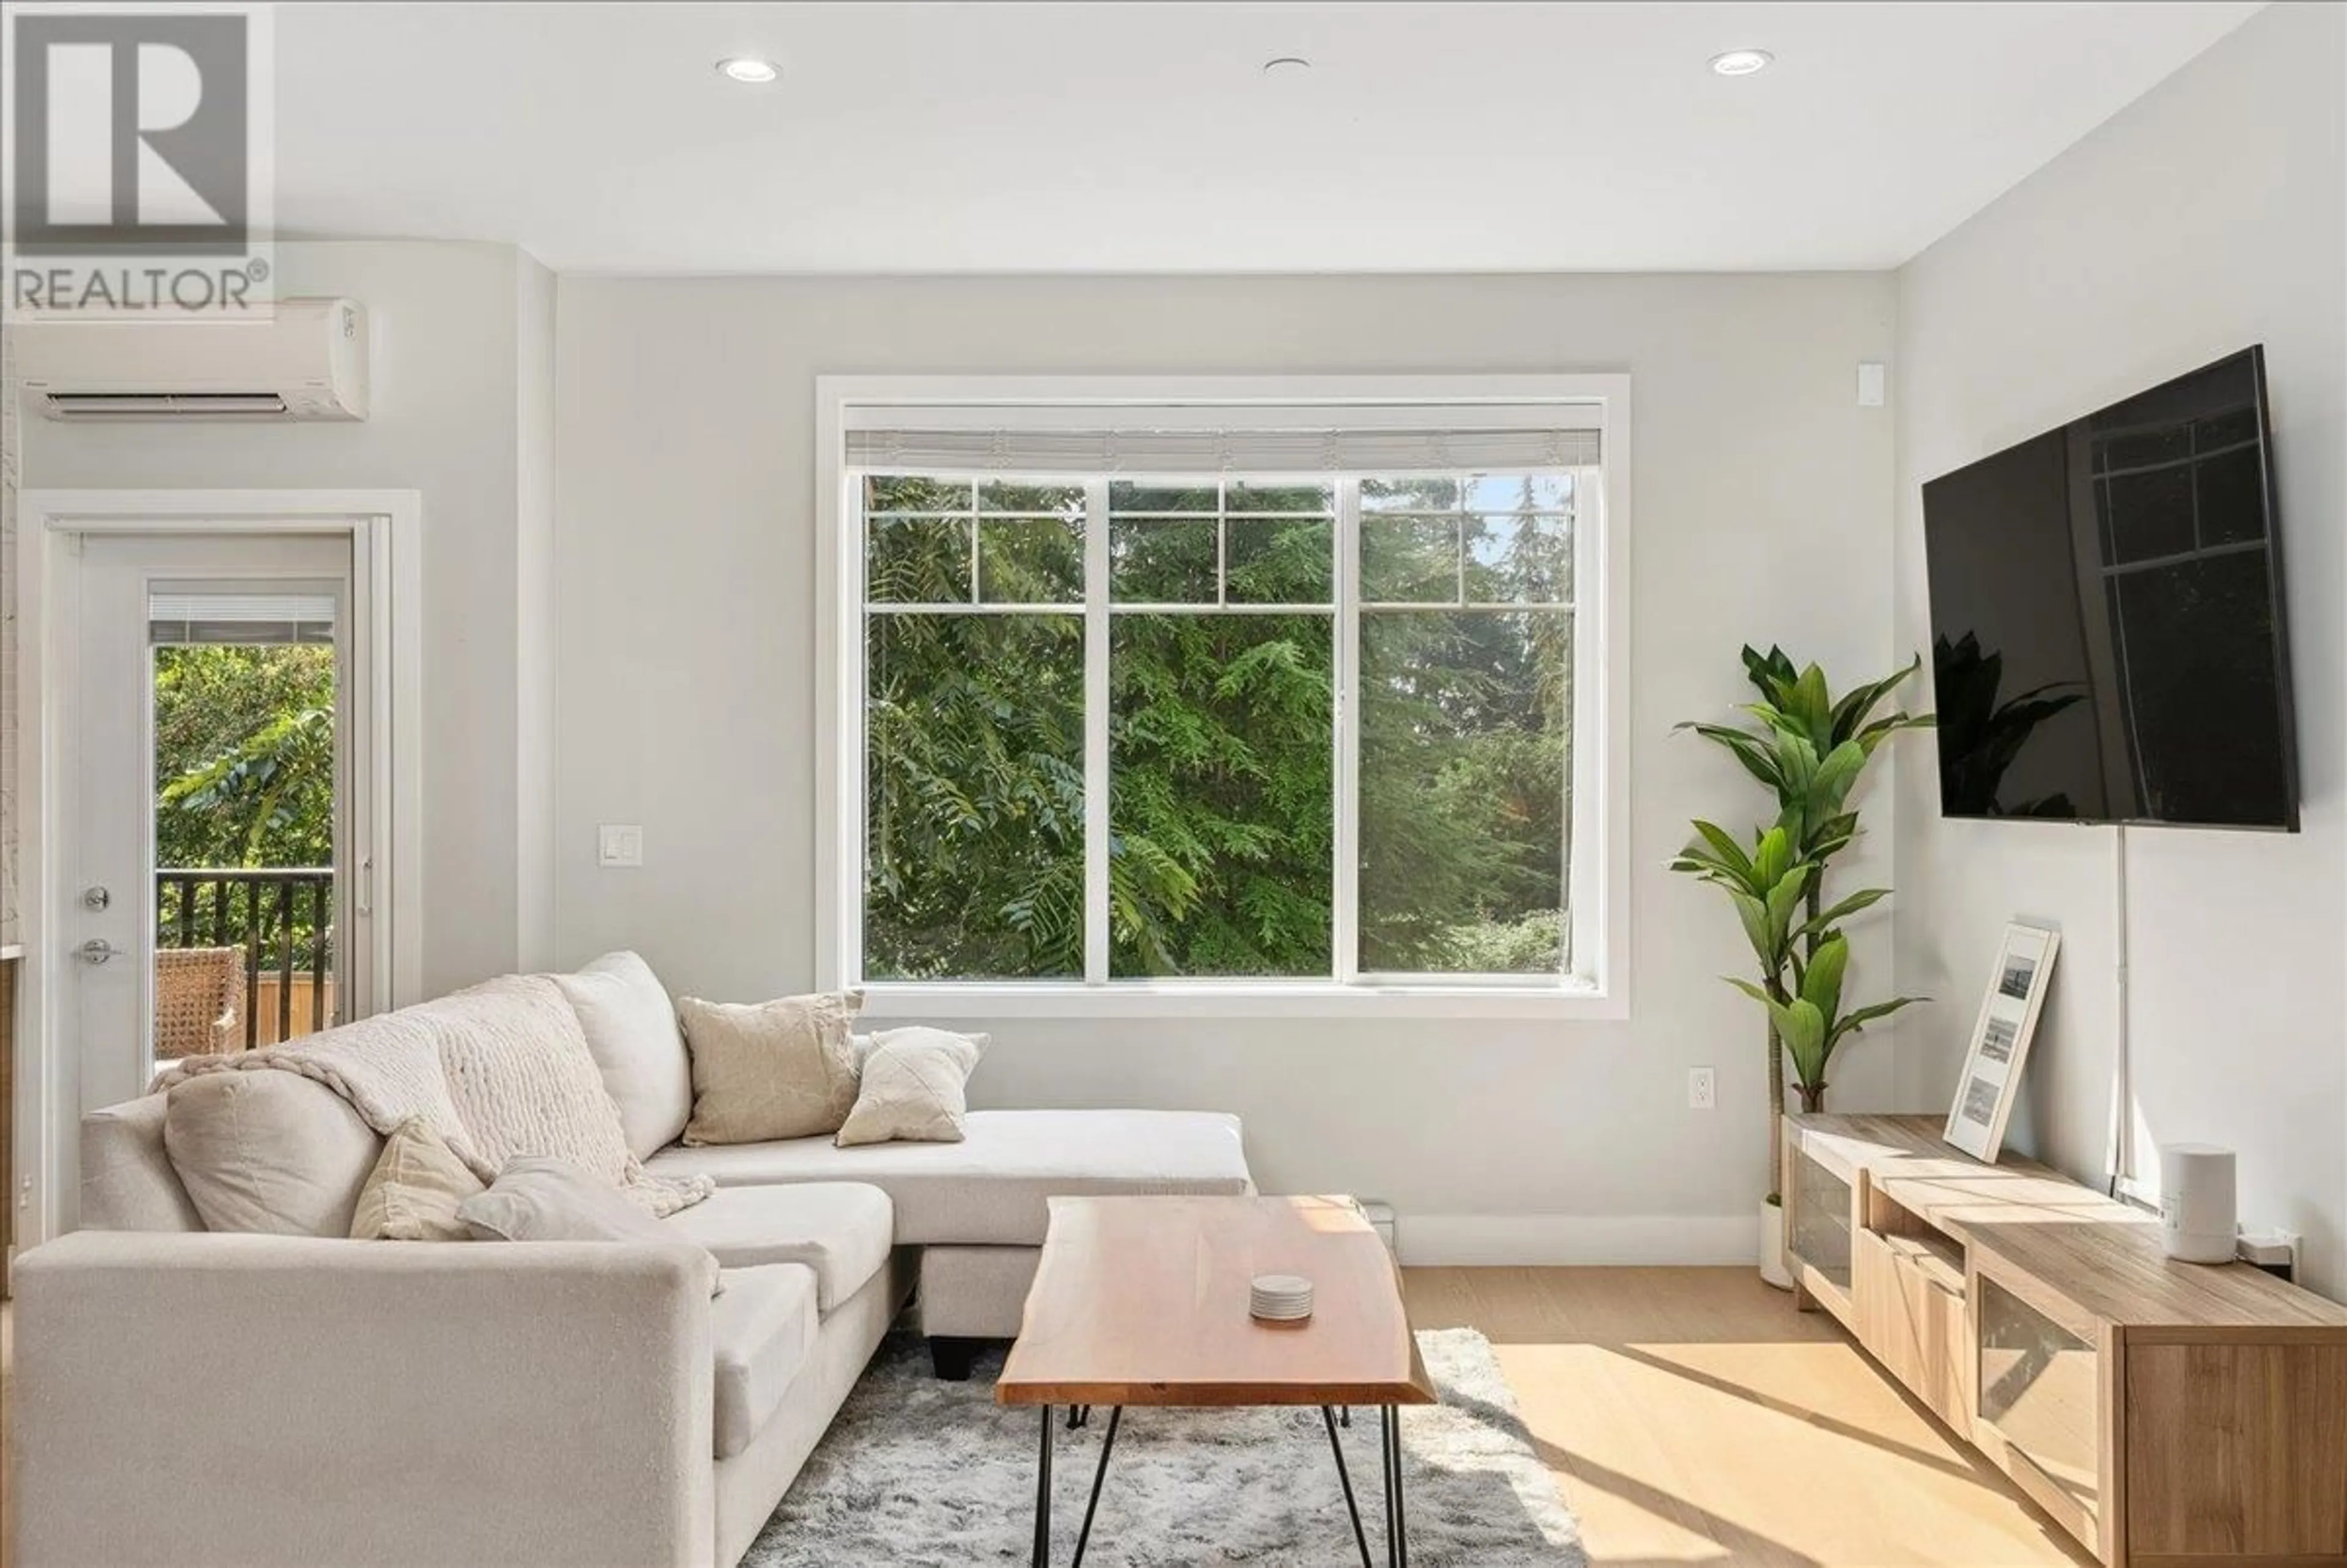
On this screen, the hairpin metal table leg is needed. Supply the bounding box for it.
[1380,1404,1409,1567]
[1032,1405,1054,1567]
[1322,1406,1374,1568]
[1069,1405,1123,1568]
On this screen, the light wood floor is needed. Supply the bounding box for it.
[1405,1267,2096,1568]
[1,1271,2093,1568]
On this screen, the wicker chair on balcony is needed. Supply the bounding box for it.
[153,947,247,1062]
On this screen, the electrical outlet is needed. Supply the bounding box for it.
[1688,1067,1717,1110]
[2238,1228,2302,1280]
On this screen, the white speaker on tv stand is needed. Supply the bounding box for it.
[2159,1143,2237,1264]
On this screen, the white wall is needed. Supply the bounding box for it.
[1892,2,2347,1294]
[24,241,554,997]
[554,271,1901,1257]
[2,331,20,950]
[516,253,560,973]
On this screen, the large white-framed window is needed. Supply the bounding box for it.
[816,376,1630,1019]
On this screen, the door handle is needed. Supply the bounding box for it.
[76,937,120,965]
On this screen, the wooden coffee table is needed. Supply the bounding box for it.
[997,1195,1435,1567]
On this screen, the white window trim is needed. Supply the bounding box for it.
[815,375,1631,1021]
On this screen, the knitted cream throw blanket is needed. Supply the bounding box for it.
[153,974,711,1217]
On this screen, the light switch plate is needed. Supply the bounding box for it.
[1856,361,1887,407]
[597,824,644,868]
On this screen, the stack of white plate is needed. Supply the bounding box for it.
[1250,1273,1315,1322]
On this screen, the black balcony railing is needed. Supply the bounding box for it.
[155,868,335,1049]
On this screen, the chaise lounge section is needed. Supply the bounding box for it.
[649,1104,1255,1373]
[13,953,1253,1568]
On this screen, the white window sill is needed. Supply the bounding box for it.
[851,980,1627,1022]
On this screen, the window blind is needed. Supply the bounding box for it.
[149,591,337,646]
[844,422,1601,477]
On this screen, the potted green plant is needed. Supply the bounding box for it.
[1672,647,1932,1287]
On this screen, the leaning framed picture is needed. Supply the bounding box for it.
[1944,922,2060,1162]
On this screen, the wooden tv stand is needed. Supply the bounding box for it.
[1783,1113,2347,1568]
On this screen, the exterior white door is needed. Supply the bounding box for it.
[61,532,363,1116]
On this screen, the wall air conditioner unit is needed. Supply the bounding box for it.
[14,297,370,421]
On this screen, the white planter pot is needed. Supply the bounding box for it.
[1758,1198,1794,1290]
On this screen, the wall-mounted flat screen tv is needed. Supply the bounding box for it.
[1922,346,2297,830]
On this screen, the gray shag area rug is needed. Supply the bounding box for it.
[745,1328,1585,1567]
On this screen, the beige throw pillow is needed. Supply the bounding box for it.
[835,1027,986,1148]
[456,1156,721,1296]
[162,1070,384,1236]
[678,991,864,1146]
[350,1116,486,1241]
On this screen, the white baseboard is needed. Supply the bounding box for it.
[1395,1213,1758,1267]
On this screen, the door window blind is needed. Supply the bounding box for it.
[149,592,337,646]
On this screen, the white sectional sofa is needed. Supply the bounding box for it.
[12,954,1253,1568]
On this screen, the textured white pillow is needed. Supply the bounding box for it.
[457,1157,721,1295]
[835,1027,987,1148]
[163,1071,384,1236]
[551,951,693,1160]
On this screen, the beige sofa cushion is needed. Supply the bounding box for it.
[551,951,692,1160]
[661,1182,893,1311]
[458,1156,722,1295]
[710,1264,820,1460]
[678,991,863,1146]
[350,1117,486,1241]
[835,1028,986,1148]
[162,1071,384,1236]
[81,1094,204,1233]
[645,1108,1253,1246]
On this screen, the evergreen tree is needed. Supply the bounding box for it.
[863,472,1576,981]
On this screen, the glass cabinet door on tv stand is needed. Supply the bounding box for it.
[1785,1137,1856,1304]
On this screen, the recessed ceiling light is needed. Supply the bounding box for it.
[716,56,779,84]
[1263,56,1311,75]
[1709,48,1774,77]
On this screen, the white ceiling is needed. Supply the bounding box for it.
[274,1,2263,273]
